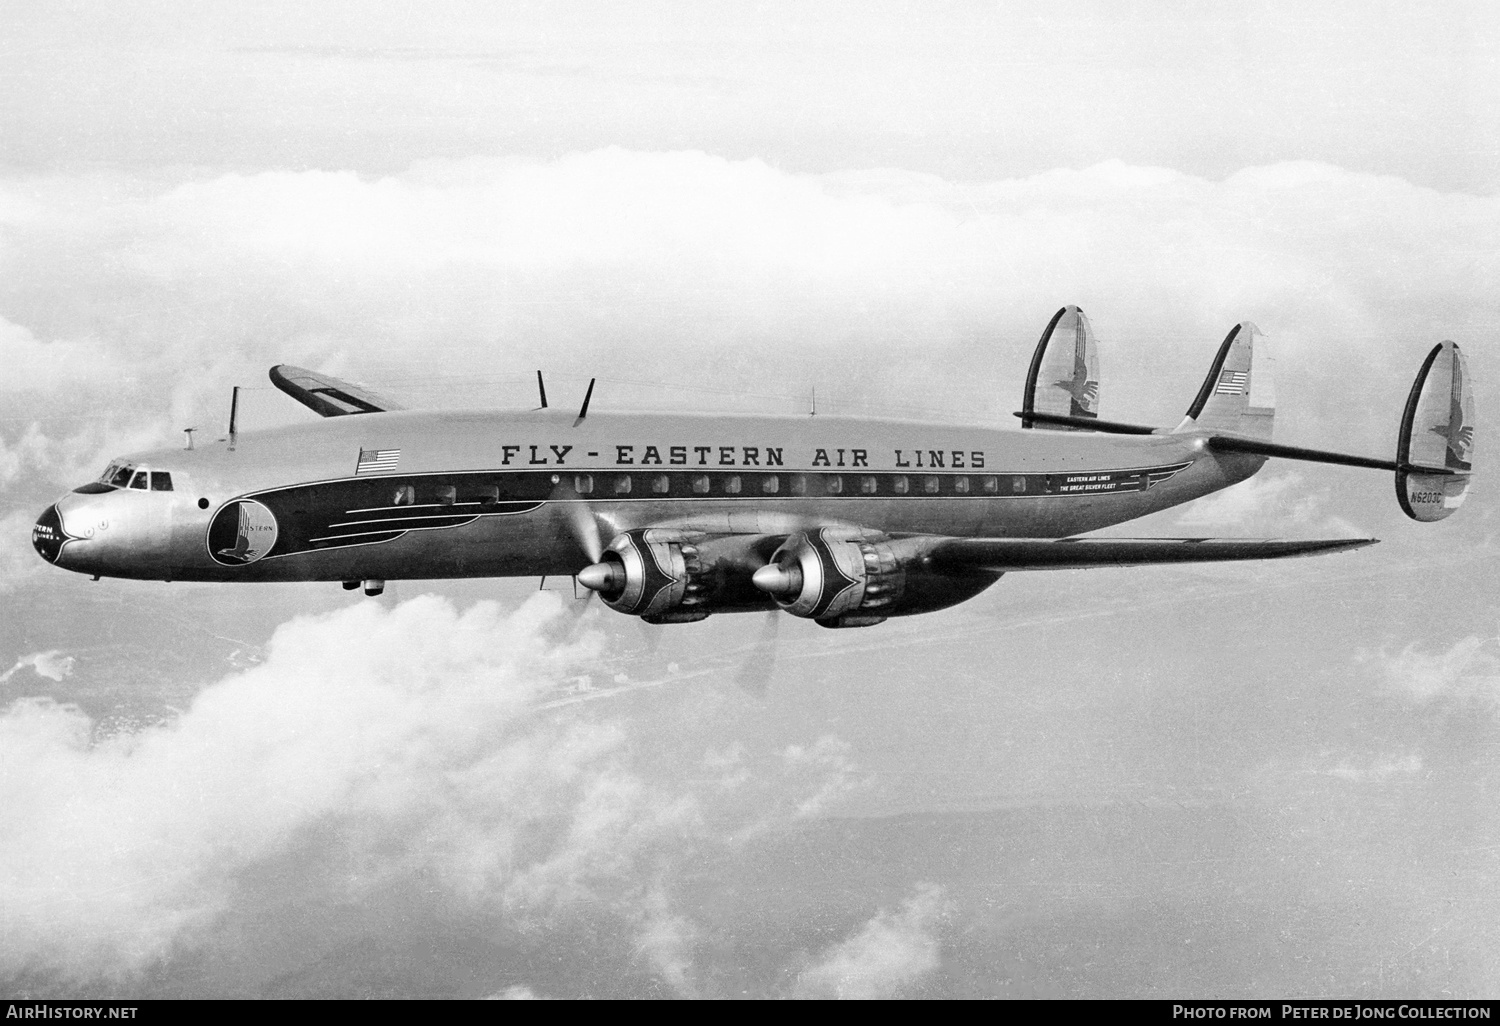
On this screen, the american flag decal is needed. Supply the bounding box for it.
[355,448,401,474]
[1214,370,1249,395]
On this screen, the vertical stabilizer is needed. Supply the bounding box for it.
[1021,306,1100,430]
[1177,322,1274,440]
[1397,341,1474,521]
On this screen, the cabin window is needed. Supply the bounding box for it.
[789,475,808,496]
[436,484,456,505]
[613,475,632,495]
[692,474,711,494]
[107,463,134,488]
[953,477,970,494]
[982,476,998,494]
[1012,475,1026,494]
[651,474,670,494]
[723,475,742,494]
[150,472,174,492]
[574,475,594,494]
[392,484,415,506]
[859,476,877,495]
[825,476,843,495]
[761,476,779,495]
[128,470,148,490]
[923,476,940,495]
[479,485,500,505]
[892,475,909,495]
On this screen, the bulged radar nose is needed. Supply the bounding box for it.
[576,561,624,593]
[751,563,798,596]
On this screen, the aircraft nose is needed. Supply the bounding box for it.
[32,504,68,563]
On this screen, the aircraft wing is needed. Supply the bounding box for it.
[927,535,1375,572]
[269,365,406,417]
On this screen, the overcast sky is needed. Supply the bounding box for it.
[2,0,1498,999]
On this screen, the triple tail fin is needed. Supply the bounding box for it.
[1175,322,1275,440]
[1203,340,1476,523]
[1395,341,1475,521]
[1021,306,1100,430]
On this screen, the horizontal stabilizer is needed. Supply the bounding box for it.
[1206,435,1458,475]
[270,365,405,417]
[1202,341,1474,522]
[930,535,1375,572]
[1021,306,1101,430]
[1012,411,1158,435]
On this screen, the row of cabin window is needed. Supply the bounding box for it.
[386,473,1031,508]
[569,473,1025,497]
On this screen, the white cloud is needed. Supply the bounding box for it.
[1324,753,1424,784]
[0,317,126,396]
[784,735,863,819]
[0,650,75,686]
[0,423,51,489]
[795,881,950,999]
[1174,472,1364,537]
[1,153,1494,460]
[1262,749,1428,785]
[0,510,48,593]
[633,887,700,999]
[1366,633,1500,708]
[0,590,862,989]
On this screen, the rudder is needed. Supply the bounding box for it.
[1396,341,1475,521]
[1021,306,1100,430]
[1176,322,1275,440]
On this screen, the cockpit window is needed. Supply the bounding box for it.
[90,460,171,492]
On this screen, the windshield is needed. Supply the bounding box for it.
[80,461,173,493]
[102,461,135,487]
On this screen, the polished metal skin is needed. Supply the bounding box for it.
[39,314,1465,626]
[33,408,1253,587]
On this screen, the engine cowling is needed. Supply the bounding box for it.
[752,528,905,628]
[576,529,711,622]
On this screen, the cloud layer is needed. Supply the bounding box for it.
[795,882,950,999]
[3,150,1494,512]
[0,591,867,993]
[0,650,76,685]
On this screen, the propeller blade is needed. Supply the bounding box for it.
[733,610,781,698]
[550,478,604,563]
[569,501,604,564]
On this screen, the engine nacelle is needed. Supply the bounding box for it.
[578,529,711,622]
[754,528,905,628]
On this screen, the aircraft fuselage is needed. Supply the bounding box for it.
[34,409,1260,586]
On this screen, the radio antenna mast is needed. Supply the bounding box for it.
[227,387,240,451]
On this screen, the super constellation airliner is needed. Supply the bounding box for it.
[31,308,1475,628]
